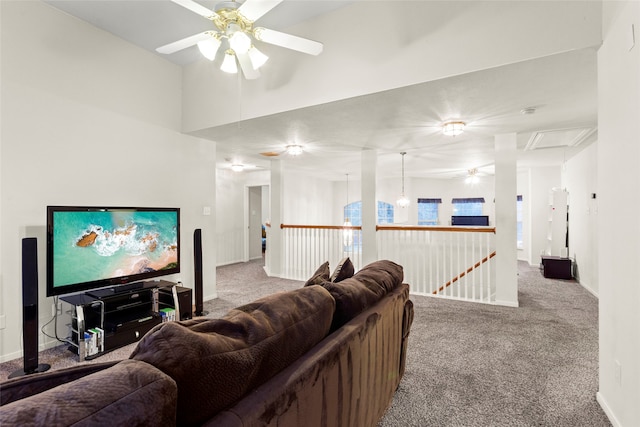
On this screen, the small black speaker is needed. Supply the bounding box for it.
[175,286,193,320]
[193,229,206,316]
[9,238,50,378]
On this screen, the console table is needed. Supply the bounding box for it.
[60,280,181,361]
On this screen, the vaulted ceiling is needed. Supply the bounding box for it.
[44,0,600,181]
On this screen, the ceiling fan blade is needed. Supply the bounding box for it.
[254,27,323,56]
[156,32,212,54]
[238,0,283,22]
[171,0,215,18]
[237,52,261,80]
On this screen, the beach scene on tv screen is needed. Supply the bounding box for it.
[53,210,178,287]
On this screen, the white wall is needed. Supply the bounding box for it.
[0,1,217,362]
[283,172,333,225]
[525,166,562,266]
[562,141,598,295]
[216,169,245,266]
[597,1,640,425]
[517,171,530,262]
[182,1,602,133]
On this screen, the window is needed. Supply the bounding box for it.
[517,195,523,249]
[452,198,485,216]
[377,201,394,224]
[344,201,361,226]
[344,201,394,226]
[417,198,441,225]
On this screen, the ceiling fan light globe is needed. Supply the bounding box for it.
[197,37,221,61]
[248,46,269,69]
[229,30,252,54]
[220,50,238,73]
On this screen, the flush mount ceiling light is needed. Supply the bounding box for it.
[396,152,410,208]
[442,121,466,136]
[231,164,244,172]
[156,0,324,80]
[286,144,303,156]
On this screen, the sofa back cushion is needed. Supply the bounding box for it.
[321,260,404,330]
[130,285,335,426]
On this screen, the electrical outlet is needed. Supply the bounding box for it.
[614,360,622,386]
[52,303,57,317]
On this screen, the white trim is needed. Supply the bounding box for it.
[596,391,621,427]
[579,282,599,298]
[493,299,520,308]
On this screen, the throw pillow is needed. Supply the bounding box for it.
[303,261,330,286]
[330,257,355,283]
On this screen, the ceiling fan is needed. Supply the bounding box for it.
[156,0,323,79]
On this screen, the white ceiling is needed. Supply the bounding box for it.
[43,0,599,182]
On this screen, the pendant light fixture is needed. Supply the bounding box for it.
[396,152,410,208]
[343,173,353,248]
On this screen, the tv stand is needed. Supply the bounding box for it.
[61,280,177,361]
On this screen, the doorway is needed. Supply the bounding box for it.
[246,185,269,261]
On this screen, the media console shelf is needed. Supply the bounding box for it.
[60,280,178,361]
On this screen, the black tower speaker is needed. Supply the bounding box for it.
[9,238,50,378]
[193,229,207,316]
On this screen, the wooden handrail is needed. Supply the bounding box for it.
[377,225,496,233]
[433,251,497,294]
[280,224,362,230]
[280,224,495,233]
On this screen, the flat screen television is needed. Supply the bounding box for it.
[46,206,180,297]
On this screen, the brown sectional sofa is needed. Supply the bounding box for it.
[0,260,414,426]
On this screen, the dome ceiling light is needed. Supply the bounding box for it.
[286,144,304,156]
[442,121,466,136]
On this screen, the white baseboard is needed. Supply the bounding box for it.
[579,282,599,298]
[493,299,520,308]
[0,338,62,364]
[596,391,621,427]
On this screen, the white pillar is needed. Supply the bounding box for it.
[494,133,519,306]
[268,159,283,277]
[361,149,377,266]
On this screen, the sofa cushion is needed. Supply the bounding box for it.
[321,260,404,330]
[352,259,404,294]
[303,261,330,286]
[130,285,335,426]
[330,257,355,282]
[0,359,176,426]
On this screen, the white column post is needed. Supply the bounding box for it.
[268,159,283,277]
[494,133,519,306]
[361,149,377,266]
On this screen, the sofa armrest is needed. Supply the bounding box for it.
[0,359,177,426]
[399,298,415,379]
[1,360,119,406]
